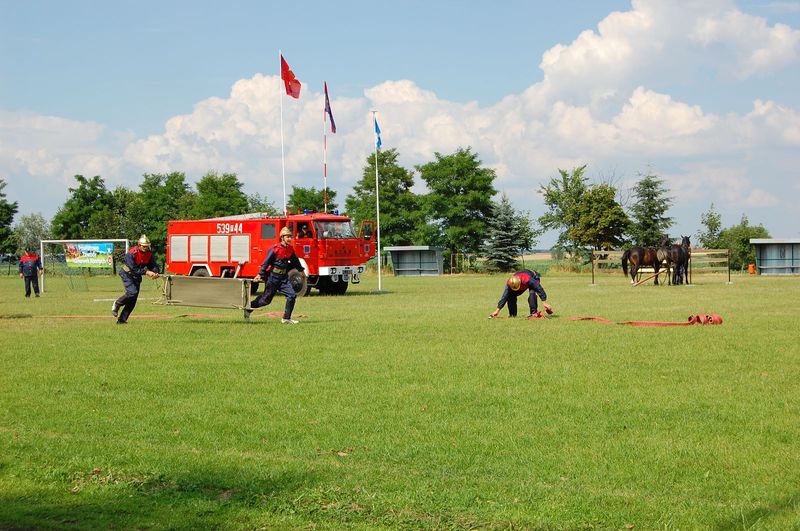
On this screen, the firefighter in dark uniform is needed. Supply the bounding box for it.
[250,226,305,324]
[490,269,553,319]
[19,248,43,297]
[112,235,159,324]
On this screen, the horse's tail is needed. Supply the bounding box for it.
[621,249,630,276]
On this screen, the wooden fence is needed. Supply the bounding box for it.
[590,248,731,284]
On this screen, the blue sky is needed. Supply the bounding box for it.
[2,0,800,245]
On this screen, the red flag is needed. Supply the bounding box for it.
[280,55,301,99]
[324,81,336,133]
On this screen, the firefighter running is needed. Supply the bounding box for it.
[112,235,160,324]
[250,227,305,324]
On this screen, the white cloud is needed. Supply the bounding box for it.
[743,188,780,207]
[666,163,778,207]
[692,8,800,78]
[4,0,799,240]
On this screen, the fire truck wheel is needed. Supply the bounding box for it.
[317,277,348,295]
[315,277,331,295]
[332,281,349,295]
[191,268,210,277]
[250,281,260,295]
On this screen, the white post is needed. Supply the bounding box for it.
[372,110,382,292]
[39,240,45,293]
[323,83,328,213]
[279,50,287,215]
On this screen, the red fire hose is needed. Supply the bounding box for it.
[568,313,723,326]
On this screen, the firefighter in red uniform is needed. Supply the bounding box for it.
[490,269,553,319]
[112,235,159,324]
[250,226,305,324]
[19,248,43,297]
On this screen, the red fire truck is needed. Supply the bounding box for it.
[166,212,376,295]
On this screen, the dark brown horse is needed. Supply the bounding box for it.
[658,235,691,285]
[621,246,664,285]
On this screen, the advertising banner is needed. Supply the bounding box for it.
[64,242,114,268]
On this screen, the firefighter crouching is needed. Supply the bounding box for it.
[250,226,305,324]
[112,235,160,324]
[490,269,553,319]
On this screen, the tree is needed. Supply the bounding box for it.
[51,175,113,239]
[718,215,770,270]
[189,172,248,219]
[628,171,673,247]
[697,203,722,249]
[345,148,422,247]
[538,165,589,260]
[247,193,280,216]
[288,186,337,213]
[482,194,540,272]
[569,183,630,251]
[13,213,51,253]
[0,179,19,254]
[417,147,497,255]
[126,172,195,258]
[105,186,141,239]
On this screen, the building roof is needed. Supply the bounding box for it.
[749,238,800,244]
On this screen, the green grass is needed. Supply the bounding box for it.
[1,271,799,529]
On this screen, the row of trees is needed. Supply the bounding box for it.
[537,165,676,259]
[0,145,772,272]
[4,147,531,270]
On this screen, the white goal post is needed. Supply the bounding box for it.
[39,239,130,293]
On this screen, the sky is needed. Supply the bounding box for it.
[2,0,800,247]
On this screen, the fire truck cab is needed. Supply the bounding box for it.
[166,212,376,295]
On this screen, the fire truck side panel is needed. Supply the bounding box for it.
[166,214,376,288]
[168,220,280,277]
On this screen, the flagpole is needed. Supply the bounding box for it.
[323,82,328,213]
[372,110,382,292]
[279,49,287,215]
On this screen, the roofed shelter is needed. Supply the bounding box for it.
[749,238,800,275]
[385,246,443,276]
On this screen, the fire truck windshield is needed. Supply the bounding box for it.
[314,221,356,239]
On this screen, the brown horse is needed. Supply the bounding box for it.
[621,246,664,285]
[658,235,691,285]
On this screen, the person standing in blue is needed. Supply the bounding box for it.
[112,235,159,324]
[490,269,553,319]
[250,226,305,324]
[19,248,43,298]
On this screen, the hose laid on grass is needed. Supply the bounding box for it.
[569,313,723,326]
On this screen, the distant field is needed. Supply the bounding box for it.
[521,251,553,262]
[1,271,799,528]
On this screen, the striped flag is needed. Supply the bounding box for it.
[374,116,382,149]
[324,82,336,133]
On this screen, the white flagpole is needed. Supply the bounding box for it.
[372,110,382,291]
[279,50,287,215]
[323,82,328,213]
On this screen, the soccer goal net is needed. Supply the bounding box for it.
[40,239,129,292]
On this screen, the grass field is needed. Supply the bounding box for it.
[1,270,799,529]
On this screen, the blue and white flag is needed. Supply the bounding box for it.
[374,116,382,149]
